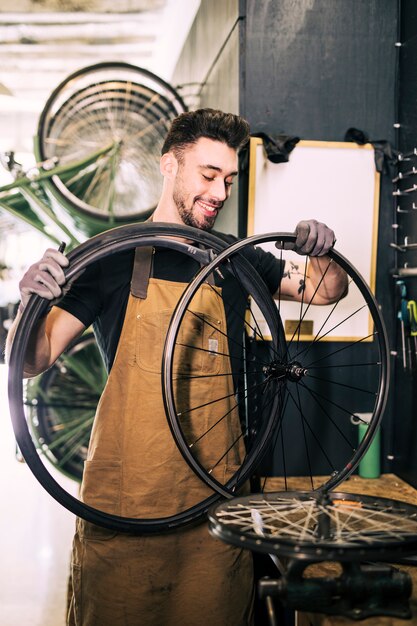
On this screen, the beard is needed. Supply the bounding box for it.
[173,191,218,231]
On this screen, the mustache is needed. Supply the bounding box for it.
[194,196,224,209]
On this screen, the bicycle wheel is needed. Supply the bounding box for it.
[25,333,106,482]
[208,491,417,562]
[8,222,232,534]
[162,233,389,495]
[35,62,187,237]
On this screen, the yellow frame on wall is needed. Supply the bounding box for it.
[247,137,381,342]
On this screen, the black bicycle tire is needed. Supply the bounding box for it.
[8,222,234,534]
[163,232,390,495]
[208,490,417,562]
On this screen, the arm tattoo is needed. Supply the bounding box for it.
[282,261,306,297]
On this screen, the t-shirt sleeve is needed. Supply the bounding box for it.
[214,231,284,294]
[56,261,102,328]
[247,246,285,295]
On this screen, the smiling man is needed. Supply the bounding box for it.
[7,108,347,626]
[155,115,242,231]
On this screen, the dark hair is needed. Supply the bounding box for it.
[161,108,250,159]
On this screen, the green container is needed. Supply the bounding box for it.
[358,423,381,479]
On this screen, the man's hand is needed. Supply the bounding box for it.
[279,219,336,256]
[18,248,69,312]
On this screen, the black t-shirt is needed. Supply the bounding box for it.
[58,232,284,374]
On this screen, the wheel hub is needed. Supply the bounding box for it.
[263,360,308,381]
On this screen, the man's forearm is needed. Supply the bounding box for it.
[5,311,53,378]
[307,256,349,304]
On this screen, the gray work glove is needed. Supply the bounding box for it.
[278,219,336,256]
[18,248,69,313]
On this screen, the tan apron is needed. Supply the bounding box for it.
[67,246,254,626]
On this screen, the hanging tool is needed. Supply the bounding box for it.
[396,280,408,370]
[392,166,417,183]
[407,300,417,357]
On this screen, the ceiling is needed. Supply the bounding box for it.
[0,0,200,123]
[0,0,200,236]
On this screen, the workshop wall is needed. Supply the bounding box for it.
[242,0,399,478]
[390,0,417,488]
[172,0,243,235]
[173,0,401,478]
[242,0,397,140]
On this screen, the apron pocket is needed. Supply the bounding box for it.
[136,309,224,375]
[79,460,122,540]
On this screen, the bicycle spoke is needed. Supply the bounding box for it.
[305,374,378,396]
[226,257,279,348]
[292,278,354,359]
[177,374,277,430]
[310,361,380,369]
[297,382,356,448]
[304,332,379,366]
[286,259,333,352]
[260,392,291,493]
[203,268,280,351]
[286,386,322,489]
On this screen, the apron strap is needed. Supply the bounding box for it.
[131,214,154,299]
[206,266,215,286]
[130,246,153,299]
[130,216,215,298]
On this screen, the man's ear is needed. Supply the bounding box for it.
[160,152,178,178]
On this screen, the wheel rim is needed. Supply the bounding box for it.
[8,222,231,533]
[162,232,390,495]
[208,491,417,562]
[36,62,187,236]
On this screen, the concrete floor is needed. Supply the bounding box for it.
[0,364,78,626]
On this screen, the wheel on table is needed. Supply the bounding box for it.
[35,62,187,237]
[162,233,390,496]
[8,222,234,534]
[25,333,106,482]
[208,490,417,562]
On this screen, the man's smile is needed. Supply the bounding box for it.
[195,198,223,216]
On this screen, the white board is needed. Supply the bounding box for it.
[247,138,380,341]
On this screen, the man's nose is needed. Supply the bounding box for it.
[211,178,228,201]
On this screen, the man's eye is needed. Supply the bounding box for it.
[225,181,234,187]
[203,175,214,181]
